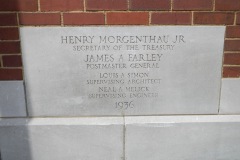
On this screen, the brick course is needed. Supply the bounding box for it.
[173,0,213,11]
[0,13,18,26]
[151,12,191,25]
[86,0,128,11]
[224,54,240,65]
[0,0,38,11]
[40,0,84,11]
[237,13,240,25]
[0,28,19,40]
[226,26,240,38]
[194,12,234,25]
[215,0,240,11]
[130,0,170,11]
[2,55,22,67]
[0,69,23,80]
[64,13,105,25]
[225,40,240,52]
[0,42,21,54]
[107,12,149,25]
[19,13,61,25]
[223,67,240,78]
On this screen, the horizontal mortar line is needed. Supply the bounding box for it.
[17,11,62,13]
[221,78,240,80]
[150,24,192,26]
[0,67,23,69]
[0,40,20,42]
[191,24,234,26]
[225,25,240,26]
[192,11,236,13]
[225,38,240,40]
[223,64,240,67]
[0,26,19,28]
[171,10,213,12]
[143,23,234,26]
[19,25,62,27]
[70,24,161,27]
[0,53,22,55]
[0,52,22,56]
[224,51,240,52]
[224,51,240,53]
[150,11,193,13]
[104,10,152,13]
[0,117,30,119]
[0,11,20,13]
[63,11,105,13]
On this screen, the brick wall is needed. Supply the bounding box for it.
[0,0,239,80]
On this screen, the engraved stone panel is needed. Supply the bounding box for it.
[20,26,225,116]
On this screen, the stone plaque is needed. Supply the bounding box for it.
[20,26,225,116]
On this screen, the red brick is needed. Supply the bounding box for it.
[226,26,240,38]
[223,67,240,78]
[64,13,105,25]
[19,13,61,25]
[86,0,127,11]
[0,28,19,40]
[2,55,22,67]
[173,0,212,10]
[130,0,170,11]
[0,13,18,26]
[151,12,191,25]
[225,40,240,51]
[41,0,83,11]
[237,13,240,25]
[0,0,37,11]
[224,53,240,65]
[0,69,23,80]
[107,12,149,25]
[194,12,234,25]
[0,42,20,54]
[215,0,240,11]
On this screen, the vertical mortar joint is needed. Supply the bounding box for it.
[213,0,216,11]
[83,0,86,12]
[38,0,41,11]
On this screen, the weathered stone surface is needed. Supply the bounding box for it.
[125,115,240,160]
[0,81,26,117]
[0,117,124,160]
[220,79,240,114]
